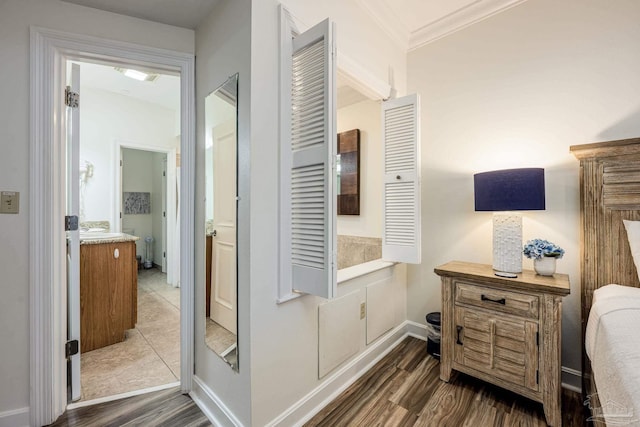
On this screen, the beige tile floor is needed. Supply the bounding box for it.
[204,319,236,356]
[79,267,181,402]
[205,318,237,369]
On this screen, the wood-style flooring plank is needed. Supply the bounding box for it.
[305,336,585,427]
[390,356,440,414]
[47,388,211,427]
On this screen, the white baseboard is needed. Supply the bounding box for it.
[266,321,414,427]
[191,376,242,427]
[0,407,29,427]
[405,320,428,340]
[561,366,582,392]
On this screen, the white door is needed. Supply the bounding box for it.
[161,155,167,273]
[66,62,81,402]
[210,119,237,334]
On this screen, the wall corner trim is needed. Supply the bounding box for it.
[191,377,243,427]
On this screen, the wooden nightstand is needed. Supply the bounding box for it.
[434,261,570,426]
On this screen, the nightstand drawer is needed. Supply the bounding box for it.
[455,282,539,319]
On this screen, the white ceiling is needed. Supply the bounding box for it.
[64,0,529,107]
[61,0,527,51]
[356,0,528,51]
[61,0,220,29]
[76,61,180,111]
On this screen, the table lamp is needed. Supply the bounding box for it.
[474,168,545,274]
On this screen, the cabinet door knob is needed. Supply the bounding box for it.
[456,325,464,345]
[114,248,119,259]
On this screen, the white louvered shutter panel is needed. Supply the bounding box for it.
[287,18,337,299]
[382,94,421,264]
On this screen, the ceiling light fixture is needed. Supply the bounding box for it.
[114,67,159,82]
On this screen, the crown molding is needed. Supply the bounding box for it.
[408,0,528,51]
[356,0,528,52]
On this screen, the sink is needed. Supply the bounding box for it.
[79,232,123,241]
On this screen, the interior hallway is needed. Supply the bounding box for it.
[78,267,181,401]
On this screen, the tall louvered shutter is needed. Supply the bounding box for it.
[286,18,336,299]
[382,94,421,264]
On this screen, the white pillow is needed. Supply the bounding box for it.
[623,219,640,281]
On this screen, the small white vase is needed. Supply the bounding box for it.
[534,257,556,276]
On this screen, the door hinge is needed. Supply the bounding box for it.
[65,215,79,231]
[120,212,122,219]
[65,340,79,359]
[163,251,166,258]
[163,171,166,177]
[163,211,166,217]
[65,86,79,108]
[536,331,539,346]
[120,160,123,167]
[536,370,539,384]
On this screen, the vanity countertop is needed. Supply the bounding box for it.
[79,232,139,245]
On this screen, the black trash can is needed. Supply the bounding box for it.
[426,312,441,360]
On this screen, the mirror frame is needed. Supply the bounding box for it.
[204,73,239,371]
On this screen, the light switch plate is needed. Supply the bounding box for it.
[1,191,19,214]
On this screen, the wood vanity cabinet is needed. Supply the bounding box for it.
[434,261,570,427]
[80,241,138,353]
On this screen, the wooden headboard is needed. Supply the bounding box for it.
[570,137,640,394]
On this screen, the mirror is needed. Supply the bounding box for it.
[337,129,360,215]
[204,74,238,370]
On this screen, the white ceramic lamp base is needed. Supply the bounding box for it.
[492,212,522,273]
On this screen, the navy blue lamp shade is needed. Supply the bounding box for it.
[474,168,545,212]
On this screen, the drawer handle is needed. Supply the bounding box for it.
[481,295,506,305]
[456,325,464,345]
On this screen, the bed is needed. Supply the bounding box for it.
[571,138,640,426]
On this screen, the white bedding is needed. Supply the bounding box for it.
[585,284,640,426]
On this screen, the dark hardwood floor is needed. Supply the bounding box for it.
[48,337,585,426]
[305,336,585,427]
[47,388,211,427]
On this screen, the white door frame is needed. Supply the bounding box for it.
[114,140,177,284]
[30,27,195,426]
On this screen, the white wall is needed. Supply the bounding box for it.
[122,148,153,258]
[279,0,406,96]
[406,0,640,385]
[0,0,193,417]
[79,86,178,229]
[121,148,166,261]
[337,99,382,238]
[194,0,252,425]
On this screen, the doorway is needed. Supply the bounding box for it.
[70,61,182,403]
[30,28,195,426]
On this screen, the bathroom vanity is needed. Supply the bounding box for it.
[79,233,139,352]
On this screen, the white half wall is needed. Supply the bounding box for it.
[406,0,640,385]
[0,0,193,416]
[250,1,409,424]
